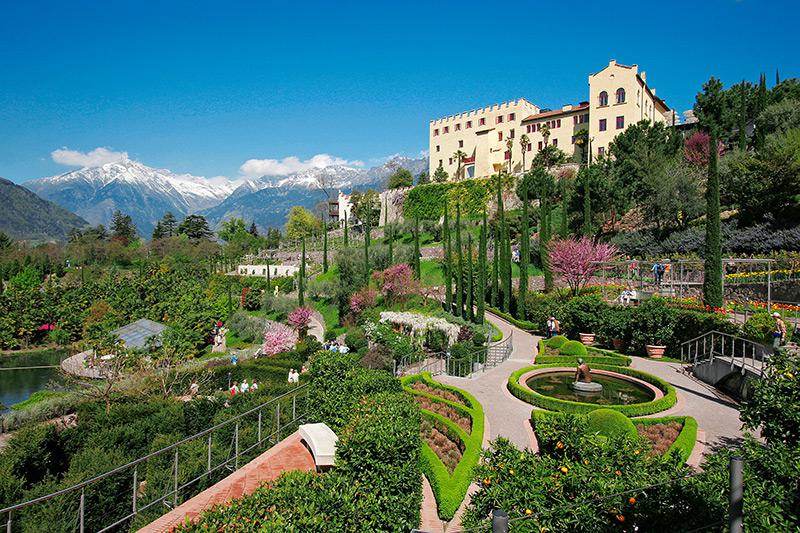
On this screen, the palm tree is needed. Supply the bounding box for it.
[505,138,514,173]
[519,134,530,171]
[540,123,551,148]
[452,150,467,180]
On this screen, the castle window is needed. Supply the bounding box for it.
[436,145,440,152]
[498,132,503,141]
[443,126,449,133]
[556,119,561,128]
[599,119,607,132]
[538,141,543,150]
[479,117,486,126]
[599,91,608,106]
[508,113,516,121]
[497,115,504,124]
[598,147,605,157]
[455,123,461,131]
[509,128,515,138]
[458,140,464,148]
[552,138,558,147]
[527,144,532,152]
[616,116,624,129]
[466,120,472,128]
[616,88,626,104]
[434,128,439,136]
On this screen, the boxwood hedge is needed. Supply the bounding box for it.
[508,363,676,416]
[633,415,698,464]
[402,373,484,521]
[536,338,632,366]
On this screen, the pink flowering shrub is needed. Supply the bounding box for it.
[261,322,298,356]
[350,288,377,315]
[549,237,619,295]
[372,263,418,304]
[287,307,313,337]
[684,131,725,166]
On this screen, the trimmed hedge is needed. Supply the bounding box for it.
[634,416,698,464]
[486,307,537,332]
[508,364,677,416]
[547,335,568,348]
[402,373,484,521]
[536,338,632,366]
[586,408,638,439]
[560,340,588,357]
[403,178,497,220]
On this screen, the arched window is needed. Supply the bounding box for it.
[599,91,608,106]
[616,88,626,104]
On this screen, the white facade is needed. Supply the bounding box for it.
[238,264,299,278]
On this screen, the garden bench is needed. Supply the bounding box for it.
[299,423,338,468]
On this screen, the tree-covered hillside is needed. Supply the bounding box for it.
[0,177,87,241]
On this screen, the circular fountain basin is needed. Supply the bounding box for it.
[523,368,661,406]
[571,381,603,393]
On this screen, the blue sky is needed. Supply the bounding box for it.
[1,0,797,183]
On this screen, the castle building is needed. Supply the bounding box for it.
[428,60,672,179]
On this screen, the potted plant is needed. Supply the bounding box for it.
[579,332,596,346]
[599,307,630,352]
[563,294,605,347]
[630,298,675,358]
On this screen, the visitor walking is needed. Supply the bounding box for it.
[288,369,294,384]
[189,379,199,397]
[546,316,560,338]
[240,379,250,393]
[651,262,665,285]
[230,353,238,366]
[773,312,787,351]
[250,380,258,392]
[229,381,239,396]
[291,369,300,385]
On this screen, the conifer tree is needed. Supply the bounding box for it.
[388,224,393,265]
[519,179,530,320]
[299,238,306,307]
[560,180,569,237]
[491,226,499,307]
[266,258,271,291]
[364,209,371,285]
[477,210,487,324]
[322,214,329,273]
[502,218,512,314]
[541,198,553,292]
[343,211,349,247]
[413,217,421,279]
[738,80,748,152]
[444,204,452,313]
[466,233,474,322]
[755,73,768,150]
[583,170,592,236]
[455,203,464,317]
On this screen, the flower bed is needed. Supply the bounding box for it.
[509,364,676,416]
[420,416,464,473]
[634,416,697,463]
[402,373,484,521]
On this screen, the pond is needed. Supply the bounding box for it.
[525,371,654,405]
[0,349,68,412]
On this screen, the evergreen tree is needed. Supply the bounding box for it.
[776,69,780,85]
[560,180,569,237]
[476,211,487,324]
[322,215,329,273]
[388,224,394,265]
[299,238,306,307]
[455,203,464,318]
[738,80,748,151]
[417,171,430,185]
[343,211,349,247]
[0,231,12,251]
[583,171,592,236]
[491,226,499,307]
[249,221,259,237]
[444,204,453,313]
[502,216,512,314]
[413,217,421,279]
[177,215,213,240]
[364,210,371,285]
[519,181,530,320]
[495,175,511,313]
[541,199,553,292]
[467,233,474,322]
[151,221,165,240]
[266,258,271,291]
[696,77,725,308]
[755,73,768,149]
[161,212,177,237]
[110,210,137,244]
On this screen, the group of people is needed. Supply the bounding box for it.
[228,378,259,396]
[546,316,561,338]
[287,367,305,384]
[323,341,350,353]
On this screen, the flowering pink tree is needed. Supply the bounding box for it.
[350,288,377,316]
[287,307,313,338]
[684,131,725,166]
[549,237,618,295]
[372,263,418,305]
[262,322,299,356]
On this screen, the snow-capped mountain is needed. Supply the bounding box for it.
[25,160,243,235]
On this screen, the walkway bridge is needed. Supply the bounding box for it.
[681,331,771,400]
[396,331,514,379]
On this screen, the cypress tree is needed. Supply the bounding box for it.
[503,218,512,314]
[755,73,768,150]
[266,258,271,292]
[444,204,452,313]
[495,175,505,310]
[738,81,747,152]
[776,69,780,85]
[364,208,371,285]
[477,210,487,324]
[541,198,554,293]
[413,217,421,279]
[519,178,530,320]
[583,170,592,236]
[491,226,499,307]
[455,203,464,318]
[299,238,306,307]
[560,180,569,237]
[388,224,394,265]
[467,233,474,322]
[703,129,723,308]
[322,215,329,273]
[343,211,349,247]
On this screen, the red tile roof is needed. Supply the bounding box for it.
[521,103,589,122]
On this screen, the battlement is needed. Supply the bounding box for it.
[429,98,539,125]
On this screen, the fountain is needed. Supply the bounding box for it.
[571,358,603,393]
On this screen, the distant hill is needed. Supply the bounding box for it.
[0,177,88,241]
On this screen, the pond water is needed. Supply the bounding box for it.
[0,349,68,412]
[525,371,654,405]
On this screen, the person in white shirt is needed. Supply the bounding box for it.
[229,382,239,396]
[291,369,300,384]
[338,344,349,354]
[250,380,258,392]
[288,369,294,384]
[189,379,199,397]
[240,379,249,393]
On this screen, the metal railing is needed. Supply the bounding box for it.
[395,332,513,379]
[680,330,771,378]
[1,385,309,533]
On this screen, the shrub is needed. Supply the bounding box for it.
[743,311,792,346]
[361,344,393,371]
[344,327,368,353]
[597,305,631,347]
[561,294,607,336]
[547,335,568,348]
[630,298,677,349]
[586,409,638,439]
[560,340,588,357]
[524,292,565,333]
[226,310,267,344]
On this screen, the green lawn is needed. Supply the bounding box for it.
[310,298,344,336]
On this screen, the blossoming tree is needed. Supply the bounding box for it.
[287,307,313,338]
[372,263,418,305]
[261,322,298,356]
[549,237,618,295]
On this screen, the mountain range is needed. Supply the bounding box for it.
[0,177,88,241]
[24,156,426,236]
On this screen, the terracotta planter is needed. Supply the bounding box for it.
[579,333,596,346]
[612,338,625,351]
[645,344,666,358]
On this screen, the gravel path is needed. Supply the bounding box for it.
[435,312,541,451]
